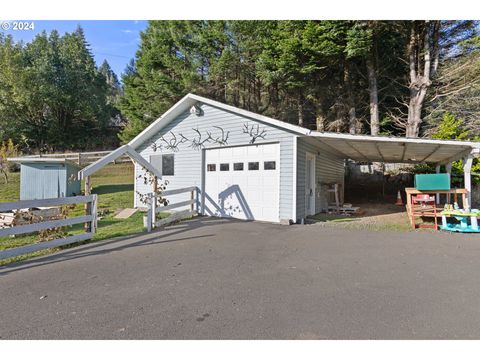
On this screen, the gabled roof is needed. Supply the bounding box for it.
[127,93,479,165]
[128,93,311,149]
[78,145,162,179]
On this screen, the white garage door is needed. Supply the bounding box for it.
[204,143,280,222]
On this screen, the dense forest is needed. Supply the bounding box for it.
[1,21,479,153]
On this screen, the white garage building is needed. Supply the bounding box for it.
[80,93,480,224]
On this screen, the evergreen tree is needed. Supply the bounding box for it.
[0,26,116,151]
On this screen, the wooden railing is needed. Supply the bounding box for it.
[0,195,97,260]
[26,150,131,166]
[146,186,199,232]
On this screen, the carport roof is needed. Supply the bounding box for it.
[309,132,480,164]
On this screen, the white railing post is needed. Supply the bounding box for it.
[151,194,156,229]
[191,189,195,213]
[146,195,153,232]
[91,194,98,233]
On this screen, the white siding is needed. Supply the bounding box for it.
[135,102,297,221]
[296,137,345,220]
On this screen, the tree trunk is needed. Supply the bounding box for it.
[297,93,304,127]
[344,61,357,134]
[406,88,427,137]
[367,49,383,172]
[366,50,379,136]
[316,114,325,132]
[405,20,440,138]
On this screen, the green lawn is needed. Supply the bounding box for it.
[0,162,167,265]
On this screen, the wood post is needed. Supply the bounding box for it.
[84,176,92,232]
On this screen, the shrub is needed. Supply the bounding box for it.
[0,139,19,183]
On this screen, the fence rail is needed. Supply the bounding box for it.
[25,150,131,166]
[0,195,97,260]
[146,186,199,232]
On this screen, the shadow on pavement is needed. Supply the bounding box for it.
[0,216,248,276]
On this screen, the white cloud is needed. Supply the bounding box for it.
[121,29,133,34]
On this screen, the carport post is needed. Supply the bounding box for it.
[435,165,441,204]
[446,162,452,204]
[446,162,452,177]
[463,154,473,210]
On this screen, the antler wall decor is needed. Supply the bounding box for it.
[190,128,213,150]
[150,142,162,152]
[211,126,230,145]
[243,123,267,144]
[149,126,231,153]
[159,131,188,152]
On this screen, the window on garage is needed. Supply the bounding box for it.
[207,164,216,171]
[248,162,259,170]
[162,154,174,175]
[150,154,174,176]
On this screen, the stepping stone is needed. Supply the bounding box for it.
[114,208,138,219]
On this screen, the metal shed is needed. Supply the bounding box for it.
[9,158,81,200]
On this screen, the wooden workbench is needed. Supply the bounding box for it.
[405,187,468,223]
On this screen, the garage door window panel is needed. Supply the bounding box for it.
[264,161,276,170]
[220,163,230,171]
[248,162,259,170]
[234,163,244,171]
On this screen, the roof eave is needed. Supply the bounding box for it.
[127,93,311,150]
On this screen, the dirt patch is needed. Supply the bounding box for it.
[308,202,432,232]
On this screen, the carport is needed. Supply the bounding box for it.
[309,132,480,208]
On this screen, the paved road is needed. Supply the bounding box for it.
[1,217,480,339]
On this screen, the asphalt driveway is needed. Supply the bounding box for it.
[1,216,480,339]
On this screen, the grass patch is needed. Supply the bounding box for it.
[0,172,20,202]
[0,162,170,265]
[310,214,358,223]
[308,212,414,232]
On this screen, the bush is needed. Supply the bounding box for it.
[0,139,19,183]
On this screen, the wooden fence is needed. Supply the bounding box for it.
[0,195,97,260]
[27,150,131,166]
[146,186,199,232]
